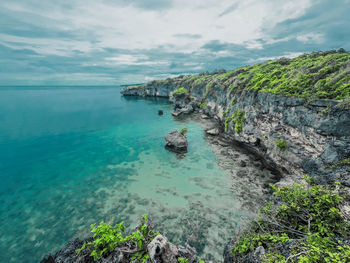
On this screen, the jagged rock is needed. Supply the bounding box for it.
[239,160,247,167]
[165,130,188,153]
[253,246,265,259]
[206,128,220,136]
[201,114,209,119]
[171,104,194,117]
[147,234,178,263]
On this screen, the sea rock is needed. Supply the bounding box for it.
[206,128,220,136]
[165,130,188,153]
[158,109,163,115]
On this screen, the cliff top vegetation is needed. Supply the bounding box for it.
[138,50,350,101]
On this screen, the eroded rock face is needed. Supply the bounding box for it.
[147,235,178,263]
[165,130,188,153]
[122,82,350,186]
[206,128,220,136]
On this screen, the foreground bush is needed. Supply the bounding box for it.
[230,177,350,262]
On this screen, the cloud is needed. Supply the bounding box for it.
[297,33,324,44]
[0,0,349,85]
[219,2,239,17]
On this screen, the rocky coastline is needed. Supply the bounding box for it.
[41,51,350,263]
[121,61,350,187]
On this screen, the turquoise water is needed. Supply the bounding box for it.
[0,86,261,262]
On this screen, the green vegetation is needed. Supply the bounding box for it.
[199,100,207,108]
[231,178,350,262]
[225,115,232,132]
[246,52,350,100]
[222,106,231,118]
[275,139,288,151]
[321,105,332,115]
[224,109,245,133]
[183,51,350,101]
[173,87,188,96]
[326,158,350,169]
[232,109,245,133]
[180,127,188,136]
[178,257,189,263]
[76,215,159,262]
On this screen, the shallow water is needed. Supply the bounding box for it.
[0,86,274,262]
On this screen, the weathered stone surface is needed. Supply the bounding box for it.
[147,234,178,263]
[165,130,188,153]
[206,128,220,136]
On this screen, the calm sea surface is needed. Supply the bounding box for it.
[0,86,256,262]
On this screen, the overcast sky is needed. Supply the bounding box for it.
[0,0,349,85]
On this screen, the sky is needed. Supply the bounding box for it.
[0,0,349,86]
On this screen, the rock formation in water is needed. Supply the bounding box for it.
[165,130,188,153]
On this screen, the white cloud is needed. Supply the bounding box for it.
[249,51,305,63]
[0,0,313,55]
[105,55,169,66]
[297,33,324,43]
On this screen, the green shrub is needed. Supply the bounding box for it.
[178,257,189,263]
[231,178,350,262]
[77,215,159,261]
[232,109,245,134]
[180,127,188,136]
[224,109,245,133]
[199,100,207,108]
[275,139,288,151]
[173,87,188,96]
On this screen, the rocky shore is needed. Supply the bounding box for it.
[41,51,350,262]
[120,51,350,262]
[121,51,350,187]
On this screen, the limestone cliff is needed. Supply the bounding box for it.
[122,50,350,185]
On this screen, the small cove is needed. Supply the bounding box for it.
[0,86,276,262]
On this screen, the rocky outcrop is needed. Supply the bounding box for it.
[205,128,220,136]
[147,235,196,263]
[165,130,188,153]
[40,236,198,263]
[122,76,350,186]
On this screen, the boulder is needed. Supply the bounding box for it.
[165,130,188,153]
[147,235,178,263]
[206,128,220,136]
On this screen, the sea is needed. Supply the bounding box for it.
[0,86,272,262]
